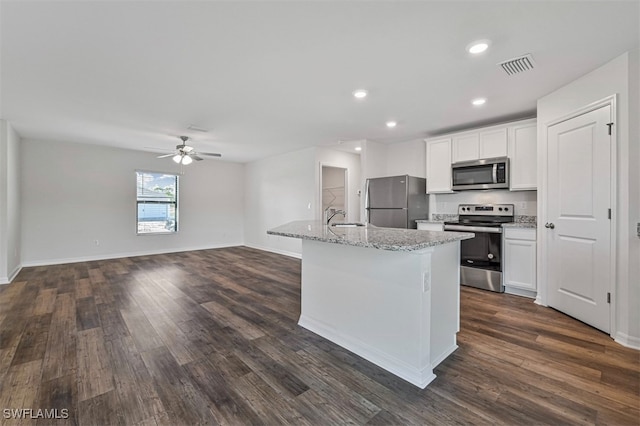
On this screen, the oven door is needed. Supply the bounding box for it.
[445,225,502,271]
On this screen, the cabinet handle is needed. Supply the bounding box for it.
[545,223,555,229]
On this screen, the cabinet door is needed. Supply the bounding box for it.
[504,236,537,291]
[425,138,452,193]
[452,133,479,162]
[479,128,508,158]
[509,123,537,190]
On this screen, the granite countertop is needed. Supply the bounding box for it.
[267,220,474,252]
[415,220,444,224]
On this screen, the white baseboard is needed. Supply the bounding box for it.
[20,242,244,268]
[299,314,436,389]
[431,343,458,369]
[614,332,640,350]
[243,243,302,259]
[505,286,537,299]
[0,264,23,285]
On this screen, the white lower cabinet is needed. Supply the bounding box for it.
[503,228,537,297]
[417,222,444,232]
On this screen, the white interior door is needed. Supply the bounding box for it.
[546,104,612,333]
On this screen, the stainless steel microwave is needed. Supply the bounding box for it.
[451,157,509,190]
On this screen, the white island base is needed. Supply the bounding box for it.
[298,239,461,388]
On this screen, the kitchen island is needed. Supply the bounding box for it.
[267,221,474,388]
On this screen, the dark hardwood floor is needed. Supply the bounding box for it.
[1,246,638,425]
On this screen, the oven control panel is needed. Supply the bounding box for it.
[457,204,514,217]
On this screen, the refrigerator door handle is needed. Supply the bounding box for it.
[364,179,370,223]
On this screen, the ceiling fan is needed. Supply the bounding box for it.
[156,136,222,165]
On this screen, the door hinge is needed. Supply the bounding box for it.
[608,208,612,220]
[606,122,614,135]
[607,292,611,304]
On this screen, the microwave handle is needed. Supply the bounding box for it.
[492,164,498,183]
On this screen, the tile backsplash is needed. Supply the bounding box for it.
[430,190,537,217]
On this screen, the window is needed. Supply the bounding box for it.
[136,171,178,234]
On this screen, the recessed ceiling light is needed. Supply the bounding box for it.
[386,121,397,128]
[353,89,368,99]
[467,40,490,54]
[355,146,362,152]
[472,98,487,106]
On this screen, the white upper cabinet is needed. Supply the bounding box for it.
[452,133,479,162]
[452,126,508,163]
[425,138,452,193]
[508,120,537,190]
[425,118,537,193]
[479,128,508,158]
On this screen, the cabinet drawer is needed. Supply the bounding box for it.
[504,227,536,241]
[417,223,444,232]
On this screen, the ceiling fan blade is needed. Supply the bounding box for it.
[157,153,175,158]
[199,152,222,157]
[191,155,204,161]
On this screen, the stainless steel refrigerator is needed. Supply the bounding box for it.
[365,175,428,229]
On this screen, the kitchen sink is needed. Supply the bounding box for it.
[331,222,366,227]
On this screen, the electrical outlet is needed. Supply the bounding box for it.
[94,239,100,246]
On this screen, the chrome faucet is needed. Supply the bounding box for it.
[325,207,346,224]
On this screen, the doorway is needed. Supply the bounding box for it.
[544,101,614,333]
[321,165,347,224]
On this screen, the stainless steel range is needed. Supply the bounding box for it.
[443,204,514,292]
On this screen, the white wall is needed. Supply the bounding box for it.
[0,120,21,283]
[243,146,363,257]
[21,139,244,265]
[315,147,361,224]
[243,148,316,257]
[361,140,387,180]
[386,139,426,178]
[627,48,639,346]
[537,49,639,348]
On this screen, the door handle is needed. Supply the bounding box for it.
[545,222,555,229]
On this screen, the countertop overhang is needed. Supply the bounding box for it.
[267,220,474,252]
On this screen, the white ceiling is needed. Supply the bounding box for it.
[1,1,638,163]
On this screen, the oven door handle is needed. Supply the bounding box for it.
[444,225,503,234]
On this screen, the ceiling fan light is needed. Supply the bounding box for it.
[173,154,182,163]
[181,155,193,165]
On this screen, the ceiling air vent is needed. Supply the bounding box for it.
[498,54,535,76]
